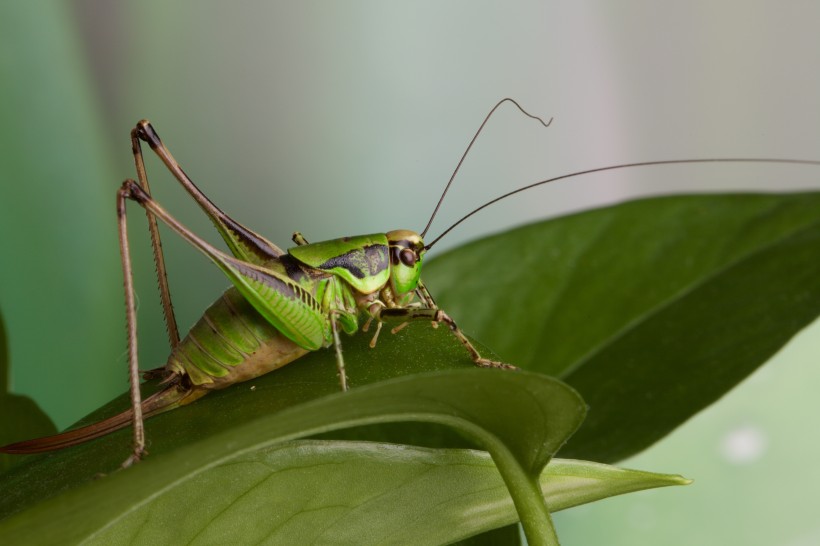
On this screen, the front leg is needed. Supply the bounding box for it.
[375,307,517,370]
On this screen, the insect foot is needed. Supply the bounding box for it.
[474,359,519,371]
[429,310,519,371]
[121,447,147,469]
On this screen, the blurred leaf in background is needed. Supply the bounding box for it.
[0,3,122,428]
[0,311,55,474]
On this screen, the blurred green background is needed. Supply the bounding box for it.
[1,2,819,544]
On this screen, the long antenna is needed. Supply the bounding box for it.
[420,98,552,238]
[423,157,820,250]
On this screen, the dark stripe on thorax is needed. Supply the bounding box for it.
[318,244,387,279]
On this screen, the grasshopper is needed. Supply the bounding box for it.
[0,99,541,466]
[1,99,817,466]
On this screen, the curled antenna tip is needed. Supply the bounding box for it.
[420,98,553,238]
[498,97,553,128]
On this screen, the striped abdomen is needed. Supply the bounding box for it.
[166,287,309,388]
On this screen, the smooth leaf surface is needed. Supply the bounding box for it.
[0,440,687,545]
[455,524,522,546]
[0,325,566,514]
[424,192,820,462]
[0,325,585,544]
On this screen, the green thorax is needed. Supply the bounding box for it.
[288,233,390,294]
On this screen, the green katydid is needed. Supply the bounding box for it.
[1,98,818,467]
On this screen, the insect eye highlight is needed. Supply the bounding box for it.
[399,248,417,267]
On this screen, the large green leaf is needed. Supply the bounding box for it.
[0,440,687,545]
[0,325,588,545]
[455,524,523,546]
[424,192,820,463]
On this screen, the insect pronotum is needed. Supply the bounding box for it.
[1,99,818,467]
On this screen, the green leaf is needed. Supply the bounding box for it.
[0,325,586,545]
[453,524,523,546]
[424,192,820,462]
[0,311,56,475]
[0,440,687,545]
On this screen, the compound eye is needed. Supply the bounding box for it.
[399,248,417,267]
